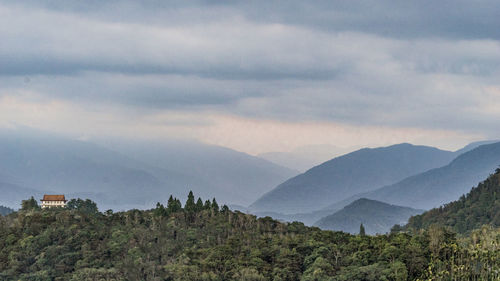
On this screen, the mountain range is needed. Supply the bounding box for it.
[250,143,456,214]
[314,198,423,235]
[323,141,500,211]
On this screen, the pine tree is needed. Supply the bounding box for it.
[212,198,219,212]
[204,200,211,210]
[154,202,167,217]
[185,191,196,212]
[359,223,366,236]
[167,195,182,213]
[21,196,40,210]
[196,198,203,212]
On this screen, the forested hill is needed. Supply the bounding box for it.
[1,195,499,280]
[0,205,13,216]
[314,199,423,235]
[406,168,500,234]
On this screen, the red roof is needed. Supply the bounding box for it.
[41,195,67,201]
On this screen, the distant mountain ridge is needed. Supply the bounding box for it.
[0,128,296,210]
[250,143,456,214]
[0,205,14,216]
[453,140,499,156]
[405,168,500,234]
[325,141,500,211]
[314,198,423,235]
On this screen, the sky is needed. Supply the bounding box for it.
[1,0,499,155]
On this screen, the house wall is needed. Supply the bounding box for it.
[41,201,67,208]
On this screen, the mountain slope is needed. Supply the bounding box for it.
[335,142,500,211]
[405,169,500,234]
[250,143,455,214]
[314,198,423,235]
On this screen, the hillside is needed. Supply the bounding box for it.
[327,141,500,211]
[405,168,500,234]
[250,143,455,214]
[314,198,423,235]
[0,128,295,209]
[0,195,498,280]
[0,205,14,216]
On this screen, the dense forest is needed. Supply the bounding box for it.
[1,191,499,281]
[0,205,14,216]
[406,168,500,234]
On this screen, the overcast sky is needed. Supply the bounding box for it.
[1,0,499,154]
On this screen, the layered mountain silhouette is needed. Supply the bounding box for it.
[250,143,456,214]
[0,128,296,210]
[314,198,423,235]
[324,141,500,211]
[405,168,500,234]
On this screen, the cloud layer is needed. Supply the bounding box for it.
[1,1,499,153]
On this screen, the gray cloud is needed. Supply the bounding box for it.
[4,0,499,40]
[0,0,499,144]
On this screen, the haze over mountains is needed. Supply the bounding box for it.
[3,125,499,237]
[258,144,356,172]
[250,143,456,214]
[0,128,296,210]
[314,198,423,235]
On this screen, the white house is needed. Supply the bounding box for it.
[40,195,67,209]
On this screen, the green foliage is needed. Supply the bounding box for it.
[21,196,40,211]
[406,169,500,234]
[0,192,498,280]
[66,198,99,215]
[167,195,182,213]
